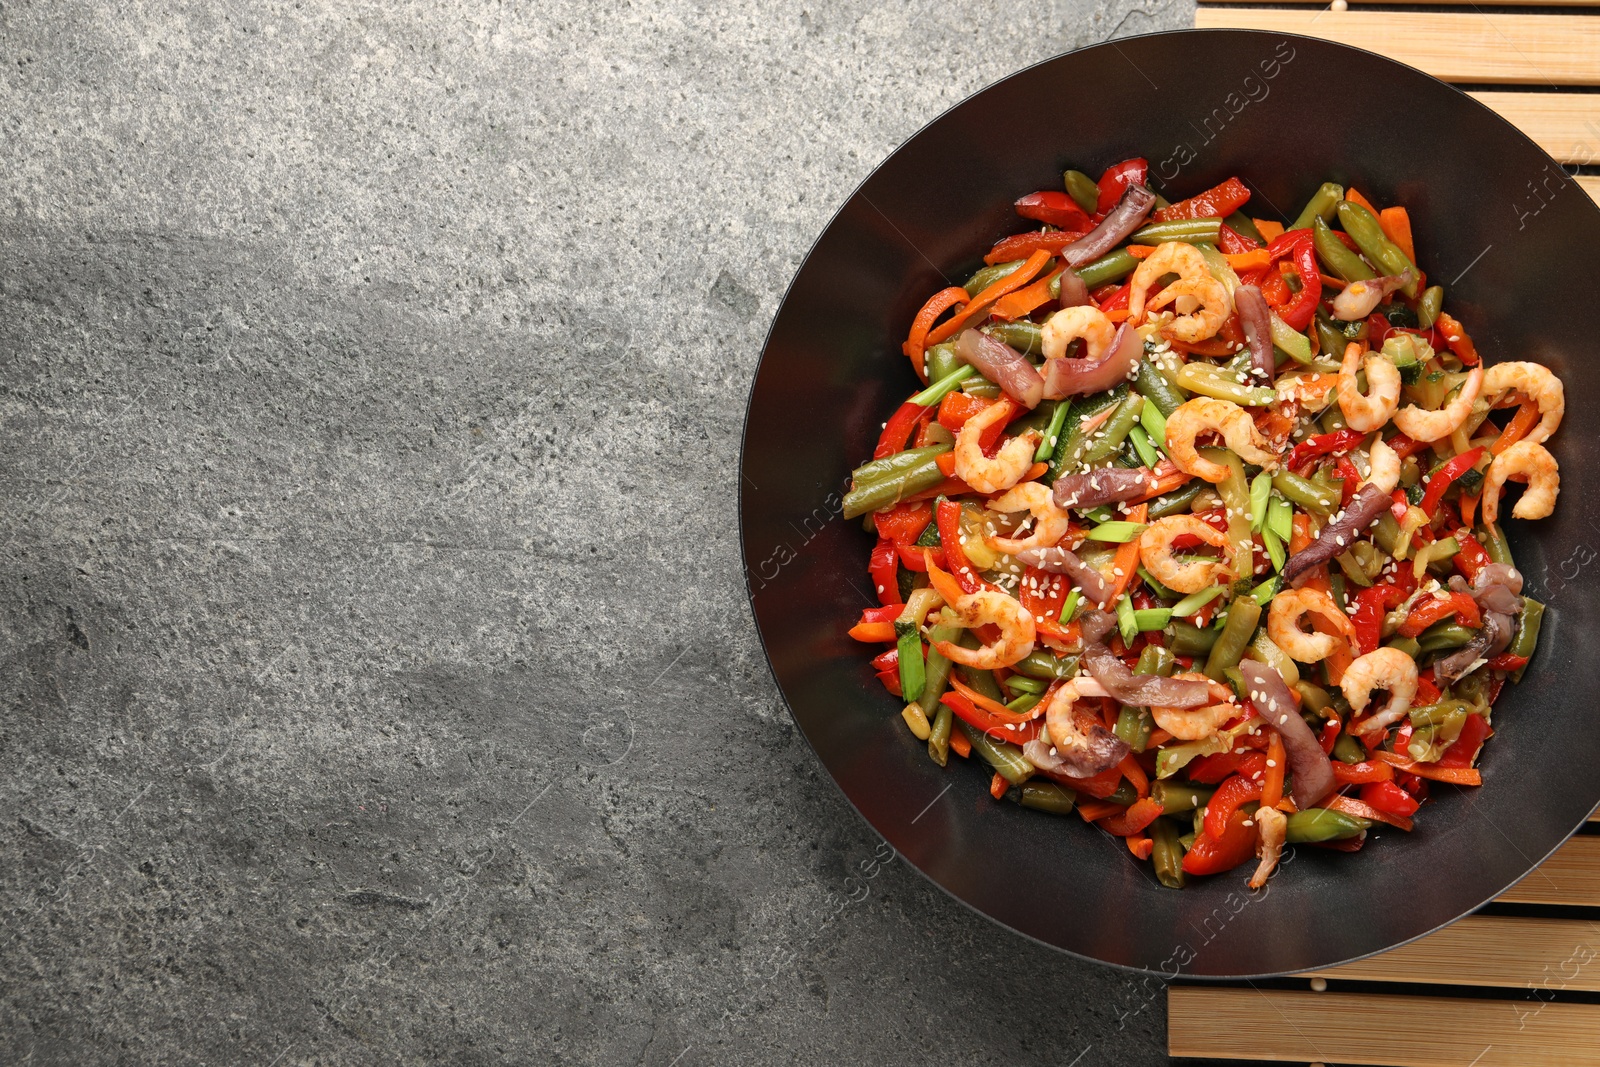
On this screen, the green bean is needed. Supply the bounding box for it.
[1135,355,1186,418]
[1003,674,1048,697]
[1481,521,1513,566]
[1336,200,1419,298]
[1136,643,1177,678]
[1115,705,1154,752]
[1063,169,1100,214]
[1285,808,1370,843]
[1006,693,1042,716]
[955,644,1005,701]
[927,704,953,767]
[1009,399,1058,438]
[1311,216,1376,283]
[1082,394,1144,464]
[1203,446,1255,589]
[1385,636,1422,660]
[957,721,1034,786]
[1131,218,1222,245]
[924,341,962,383]
[1272,470,1337,517]
[1205,597,1261,682]
[1295,680,1333,715]
[1409,699,1472,728]
[1225,211,1266,246]
[1151,817,1187,889]
[919,622,961,718]
[842,445,952,518]
[1290,182,1344,231]
[1319,403,1349,434]
[1372,511,1404,556]
[1148,480,1204,519]
[964,259,1024,297]
[1075,248,1140,288]
[1331,732,1365,764]
[1047,386,1128,481]
[1417,623,1478,654]
[1033,397,1073,465]
[1106,779,1139,806]
[962,379,1001,399]
[985,320,1043,356]
[1013,650,1078,680]
[1153,780,1215,816]
[1175,363,1276,406]
[1020,781,1077,815]
[1315,314,1351,362]
[1171,619,1220,657]
[1510,597,1544,661]
[1416,285,1444,330]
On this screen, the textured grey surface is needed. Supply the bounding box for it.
[0,2,1193,1064]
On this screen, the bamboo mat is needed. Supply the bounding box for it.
[1169,5,1600,1061]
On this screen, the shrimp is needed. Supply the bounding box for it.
[953,400,1040,495]
[1041,304,1117,363]
[1364,436,1401,495]
[1151,673,1241,741]
[1343,647,1420,737]
[1163,397,1282,484]
[1336,342,1402,433]
[932,588,1036,670]
[987,482,1072,554]
[1248,807,1287,890]
[1482,361,1565,445]
[1139,516,1233,595]
[1481,440,1560,524]
[1127,241,1232,343]
[1042,676,1129,773]
[1268,587,1358,664]
[1392,364,1484,443]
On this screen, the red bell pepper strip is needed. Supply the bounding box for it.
[1288,429,1366,473]
[1204,774,1264,840]
[1414,670,1443,707]
[1331,759,1395,785]
[869,539,900,606]
[936,390,991,432]
[870,647,899,672]
[1350,574,1416,654]
[1334,456,1360,508]
[1096,796,1163,837]
[1326,793,1413,832]
[1270,231,1322,331]
[1217,222,1260,254]
[1019,565,1069,623]
[1386,434,1430,462]
[935,500,983,594]
[1097,280,1133,314]
[1435,312,1481,367]
[1360,780,1421,818]
[1486,652,1528,671]
[1044,763,1125,799]
[1152,176,1252,223]
[896,541,944,571]
[1418,447,1484,518]
[874,501,933,545]
[1095,158,1149,215]
[1397,592,1482,638]
[983,229,1089,266]
[1435,712,1492,769]
[1181,809,1257,876]
[1453,533,1493,583]
[1014,191,1092,231]
[1319,719,1341,755]
[874,401,932,459]
[939,689,1038,736]
[1186,751,1268,785]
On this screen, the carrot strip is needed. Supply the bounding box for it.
[1345,188,1379,217]
[1076,799,1124,823]
[1379,206,1416,264]
[1224,249,1271,273]
[1103,309,1131,323]
[991,269,1061,321]
[1491,401,1541,455]
[1146,728,1174,748]
[1373,751,1483,785]
[1254,219,1285,243]
[1261,732,1287,809]
[1131,471,1193,503]
[1460,492,1480,529]
[1100,504,1148,605]
[950,675,1042,723]
[989,772,1009,800]
[925,250,1051,349]
[949,730,971,758]
[1126,834,1154,860]
[903,286,968,382]
[1435,312,1480,367]
[1118,753,1150,798]
[1125,245,1156,259]
[1325,792,1414,832]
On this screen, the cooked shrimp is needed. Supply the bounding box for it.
[1337,342,1402,433]
[1343,647,1420,737]
[1151,673,1240,741]
[1483,361,1565,445]
[1041,304,1117,363]
[1481,440,1560,524]
[1163,397,1281,484]
[1364,435,1401,495]
[1268,587,1358,664]
[953,400,1040,495]
[1128,242,1232,343]
[932,589,1036,670]
[1139,516,1233,595]
[1043,676,1128,770]
[988,482,1072,554]
[1248,807,1287,890]
[1392,364,1484,443]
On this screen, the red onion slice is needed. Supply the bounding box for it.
[1051,466,1155,510]
[1079,608,1119,646]
[1282,484,1390,587]
[1061,185,1157,267]
[1056,268,1090,310]
[955,329,1044,409]
[1239,660,1335,809]
[1041,321,1142,400]
[1448,563,1526,616]
[1082,643,1215,708]
[1434,609,1516,684]
[1235,284,1275,382]
[1015,544,1113,607]
[1023,717,1128,778]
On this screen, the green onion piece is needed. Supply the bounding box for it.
[1082,504,1115,524]
[1133,608,1173,632]
[1249,472,1272,532]
[1169,585,1225,618]
[1086,521,1147,543]
[1117,595,1138,645]
[1250,575,1281,606]
[1035,399,1072,463]
[1262,527,1286,573]
[1128,424,1161,469]
[910,365,975,406]
[1059,589,1081,624]
[1140,395,1168,445]
[895,625,925,703]
[1267,494,1294,542]
[1137,565,1177,601]
[1003,674,1048,695]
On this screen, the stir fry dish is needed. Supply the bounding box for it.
[845,161,1562,888]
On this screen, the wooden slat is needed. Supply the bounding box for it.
[1310,915,1600,989]
[1497,835,1600,906]
[1580,175,1600,205]
[1193,10,1600,85]
[1470,91,1600,164]
[1170,988,1600,1064]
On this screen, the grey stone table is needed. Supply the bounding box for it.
[1,2,1193,1063]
